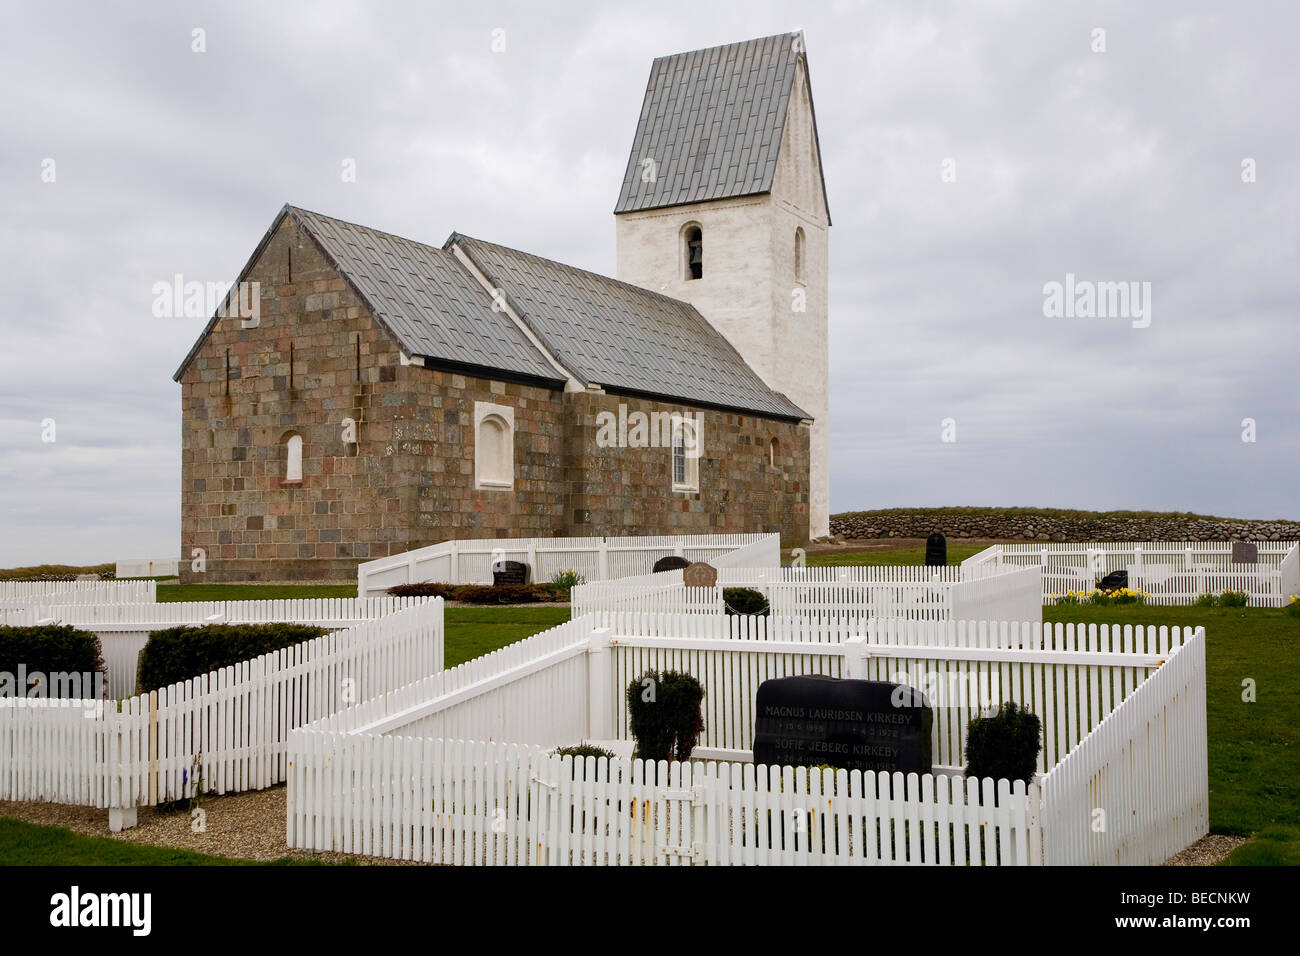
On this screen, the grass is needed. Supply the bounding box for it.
[0,817,331,866]
[157,583,358,602]
[804,545,987,567]
[444,606,570,666]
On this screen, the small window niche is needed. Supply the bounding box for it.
[682,223,703,281]
[794,227,806,284]
[282,432,303,486]
[474,401,515,490]
[769,436,780,470]
[671,416,700,493]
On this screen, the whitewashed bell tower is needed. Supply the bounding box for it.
[613,32,831,538]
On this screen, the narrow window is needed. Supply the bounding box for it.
[474,401,515,489]
[285,433,303,483]
[770,437,779,468]
[684,225,703,280]
[672,417,700,492]
[794,227,806,283]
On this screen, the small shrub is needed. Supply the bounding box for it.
[549,568,586,589]
[136,623,328,693]
[0,625,106,698]
[1218,589,1249,608]
[387,582,456,598]
[1285,596,1300,619]
[626,670,705,762]
[553,744,615,760]
[964,702,1042,785]
[723,587,770,616]
[1194,592,1219,607]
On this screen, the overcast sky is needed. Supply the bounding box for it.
[1,0,1296,566]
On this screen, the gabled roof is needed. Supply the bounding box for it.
[448,233,809,420]
[174,205,809,421]
[614,32,830,221]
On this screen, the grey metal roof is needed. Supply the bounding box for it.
[287,207,564,383]
[448,233,809,420]
[615,32,826,217]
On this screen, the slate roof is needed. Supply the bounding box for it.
[614,32,828,220]
[448,233,809,420]
[175,205,809,421]
[287,207,562,383]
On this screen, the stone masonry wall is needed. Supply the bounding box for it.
[830,509,1300,542]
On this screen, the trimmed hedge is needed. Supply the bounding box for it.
[723,587,770,616]
[387,582,565,603]
[0,625,106,698]
[136,623,329,694]
[964,702,1042,784]
[625,669,705,762]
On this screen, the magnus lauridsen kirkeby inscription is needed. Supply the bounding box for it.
[752,675,933,775]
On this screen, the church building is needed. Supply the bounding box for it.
[175,32,830,581]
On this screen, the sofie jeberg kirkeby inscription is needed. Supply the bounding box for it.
[752,675,933,775]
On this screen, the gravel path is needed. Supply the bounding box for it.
[0,789,421,865]
[1163,834,1251,866]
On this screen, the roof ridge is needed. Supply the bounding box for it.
[649,31,800,64]
[286,204,456,259]
[447,232,703,312]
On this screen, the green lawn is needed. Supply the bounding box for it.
[444,606,570,666]
[157,583,358,602]
[805,545,987,567]
[0,818,330,866]
[1043,604,1300,843]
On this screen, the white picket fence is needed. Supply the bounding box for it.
[572,565,1042,627]
[356,532,780,596]
[0,579,157,614]
[1040,627,1207,864]
[288,736,1038,865]
[0,599,444,822]
[963,541,1300,607]
[3,597,430,700]
[286,615,1205,865]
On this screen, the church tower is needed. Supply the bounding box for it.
[614,32,831,539]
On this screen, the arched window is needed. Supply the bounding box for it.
[284,433,303,483]
[671,416,700,492]
[683,224,703,280]
[794,227,806,283]
[769,437,780,468]
[474,401,515,489]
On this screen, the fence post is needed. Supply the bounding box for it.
[527,542,539,581]
[1027,781,1044,865]
[598,540,609,581]
[843,634,869,680]
[587,627,614,740]
[450,543,460,585]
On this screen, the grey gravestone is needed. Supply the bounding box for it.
[1231,542,1258,565]
[652,555,691,573]
[1097,569,1128,591]
[753,675,933,775]
[491,560,529,586]
[925,532,947,567]
[682,561,718,588]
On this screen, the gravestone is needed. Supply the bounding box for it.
[1231,542,1258,565]
[1097,569,1128,591]
[491,560,529,586]
[925,532,947,567]
[652,555,691,573]
[753,675,933,775]
[682,561,718,588]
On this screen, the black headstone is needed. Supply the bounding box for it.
[1097,569,1128,591]
[753,675,933,775]
[925,532,947,567]
[491,560,529,586]
[652,555,691,573]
